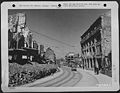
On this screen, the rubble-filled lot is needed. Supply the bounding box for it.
[9,62,59,87]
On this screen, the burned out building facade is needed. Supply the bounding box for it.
[8,13,39,63]
[8,12,57,64]
[8,13,38,50]
[80,11,112,76]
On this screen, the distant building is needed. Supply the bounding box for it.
[56,58,66,67]
[80,11,111,76]
[65,52,80,67]
[65,52,76,61]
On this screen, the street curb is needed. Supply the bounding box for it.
[20,67,64,87]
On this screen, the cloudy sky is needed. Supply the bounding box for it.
[9,9,110,58]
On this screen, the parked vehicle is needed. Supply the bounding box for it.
[71,62,77,71]
[71,67,77,71]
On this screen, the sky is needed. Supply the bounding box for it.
[8,9,110,58]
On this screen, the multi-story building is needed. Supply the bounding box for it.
[65,52,80,67]
[8,13,38,64]
[8,13,33,49]
[80,11,111,76]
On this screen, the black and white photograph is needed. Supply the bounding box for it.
[8,9,112,87]
[1,1,119,92]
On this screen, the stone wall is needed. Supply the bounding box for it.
[101,13,111,57]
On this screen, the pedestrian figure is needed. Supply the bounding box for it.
[95,59,99,75]
[83,64,84,69]
[93,57,99,75]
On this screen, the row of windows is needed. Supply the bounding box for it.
[82,45,102,57]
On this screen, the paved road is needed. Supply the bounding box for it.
[29,67,82,87]
[75,68,99,87]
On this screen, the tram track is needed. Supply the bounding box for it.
[47,68,75,87]
[61,71,82,87]
[29,67,71,87]
[29,67,82,87]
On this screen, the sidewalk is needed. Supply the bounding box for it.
[75,68,99,87]
[83,69,112,85]
[76,68,112,87]
[20,68,63,87]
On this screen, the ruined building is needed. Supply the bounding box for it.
[8,13,34,49]
[8,13,39,63]
[80,11,111,76]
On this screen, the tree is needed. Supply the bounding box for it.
[44,47,56,64]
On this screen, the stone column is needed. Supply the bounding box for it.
[89,58,92,69]
[94,38,97,68]
[84,59,85,69]
[91,41,93,55]
[94,38,97,55]
[91,58,94,69]
[90,41,94,70]
[85,59,87,69]
[83,58,85,69]
[87,42,90,70]
[87,59,89,69]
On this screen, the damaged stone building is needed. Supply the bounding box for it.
[80,11,112,76]
[8,13,39,63]
[8,13,38,49]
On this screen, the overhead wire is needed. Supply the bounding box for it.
[30,29,75,48]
